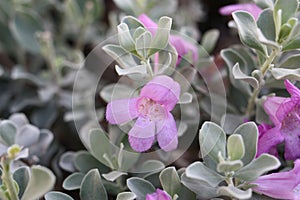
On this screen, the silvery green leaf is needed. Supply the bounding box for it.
[221,49,251,95]
[138,160,165,175]
[74,151,110,173]
[115,64,147,76]
[63,172,84,190]
[217,160,243,173]
[227,134,245,161]
[102,44,137,69]
[100,83,137,103]
[254,0,274,9]
[13,167,30,199]
[157,44,178,71]
[133,27,146,40]
[127,177,156,200]
[45,191,74,200]
[135,31,152,58]
[233,122,258,165]
[80,169,108,200]
[148,16,172,56]
[235,154,280,181]
[221,114,244,134]
[89,129,118,169]
[232,63,259,89]
[279,23,292,41]
[59,151,76,172]
[178,93,193,104]
[10,11,43,53]
[217,185,252,200]
[201,29,220,53]
[278,54,300,69]
[186,162,224,187]
[282,37,300,51]
[0,120,17,146]
[116,192,136,200]
[199,122,226,165]
[159,167,181,197]
[232,11,266,54]
[102,171,127,182]
[271,68,300,81]
[8,113,29,128]
[122,16,144,30]
[15,124,39,147]
[181,173,218,199]
[11,67,45,87]
[118,145,139,172]
[255,97,272,124]
[113,0,134,14]
[117,23,136,52]
[21,166,56,200]
[257,9,276,41]
[274,0,298,25]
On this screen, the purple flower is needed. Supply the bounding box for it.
[258,80,300,160]
[251,159,300,199]
[256,123,279,158]
[146,189,172,200]
[219,3,262,20]
[138,14,198,65]
[106,75,180,152]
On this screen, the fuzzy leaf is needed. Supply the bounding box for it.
[148,16,172,56]
[117,23,136,52]
[45,192,74,200]
[232,11,266,54]
[201,29,220,53]
[0,120,17,146]
[159,167,181,196]
[227,134,245,161]
[199,122,226,165]
[271,68,300,81]
[102,171,127,182]
[217,185,252,200]
[127,177,156,199]
[235,154,280,181]
[63,172,84,190]
[186,162,224,187]
[80,169,108,200]
[233,122,258,165]
[116,192,136,200]
[21,166,55,200]
[232,63,259,89]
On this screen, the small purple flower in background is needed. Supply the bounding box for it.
[138,14,198,65]
[106,75,180,152]
[219,3,262,20]
[257,80,300,160]
[251,159,300,199]
[146,189,172,200]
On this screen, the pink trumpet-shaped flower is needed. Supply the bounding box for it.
[251,159,300,199]
[219,3,262,20]
[106,76,180,152]
[257,80,300,160]
[138,14,198,65]
[146,189,172,200]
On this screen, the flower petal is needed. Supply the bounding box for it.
[263,96,288,125]
[106,98,139,124]
[219,3,262,20]
[170,35,198,63]
[146,189,172,200]
[284,134,300,161]
[140,76,180,111]
[285,80,300,98]
[252,160,300,199]
[156,113,178,152]
[276,99,296,123]
[128,117,155,152]
[256,126,284,157]
[138,14,157,35]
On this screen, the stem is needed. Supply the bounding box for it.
[246,49,279,118]
[1,157,19,200]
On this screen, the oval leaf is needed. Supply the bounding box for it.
[127,177,155,199]
[80,169,108,200]
[45,191,74,200]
